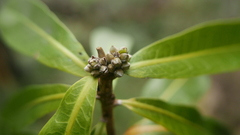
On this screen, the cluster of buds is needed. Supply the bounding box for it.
[84,46,131,78]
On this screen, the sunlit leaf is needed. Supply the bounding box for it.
[39,76,98,135]
[121,98,230,135]
[127,20,240,78]
[0,84,69,134]
[0,0,89,77]
[141,76,210,105]
[124,119,173,135]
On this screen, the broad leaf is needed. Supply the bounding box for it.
[0,84,69,134]
[39,76,98,135]
[124,119,173,135]
[141,76,210,105]
[121,98,230,135]
[0,0,89,77]
[127,20,240,78]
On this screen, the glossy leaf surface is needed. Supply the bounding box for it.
[141,76,210,105]
[39,76,98,135]
[0,0,89,77]
[0,84,69,134]
[121,98,230,135]
[127,20,240,78]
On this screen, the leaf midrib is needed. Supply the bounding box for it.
[121,99,210,135]
[130,44,240,70]
[6,7,86,68]
[65,77,96,135]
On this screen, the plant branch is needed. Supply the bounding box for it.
[97,75,116,135]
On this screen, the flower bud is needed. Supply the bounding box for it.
[99,57,107,65]
[121,62,130,71]
[93,63,101,69]
[106,53,114,63]
[91,70,100,77]
[111,57,122,67]
[84,64,92,72]
[118,47,128,54]
[114,69,124,77]
[127,54,132,62]
[119,53,129,62]
[100,66,107,73]
[108,64,115,73]
[110,46,118,55]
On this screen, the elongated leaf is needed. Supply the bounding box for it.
[127,20,240,78]
[39,76,98,135]
[124,119,173,135]
[141,76,210,105]
[0,0,89,77]
[0,84,69,134]
[121,98,230,135]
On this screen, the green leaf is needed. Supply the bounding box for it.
[0,0,89,77]
[127,20,240,78]
[39,76,98,135]
[125,119,174,135]
[141,76,210,105]
[0,84,69,134]
[121,98,230,135]
[91,122,107,135]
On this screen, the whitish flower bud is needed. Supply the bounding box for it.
[91,70,100,77]
[110,46,118,54]
[99,57,107,65]
[127,54,132,62]
[88,58,98,66]
[119,53,129,62]
[100,66,107,73]
[121,62,130,71]
[114,69,124,77]
[84,64,92,72]
[93,63,101,69]
[111,57,122,67]
[108,64,115,73]
[106,53,114,63]
[118,47,128,54]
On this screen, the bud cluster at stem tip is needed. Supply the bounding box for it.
[84,46,131,78]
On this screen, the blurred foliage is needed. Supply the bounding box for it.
[0,0,240,134]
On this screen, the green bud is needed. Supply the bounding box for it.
[118,47,128,54]
[114,69,124,77]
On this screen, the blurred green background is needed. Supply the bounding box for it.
[1,0,240,134]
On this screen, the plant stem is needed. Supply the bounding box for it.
[98,75,116,135]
